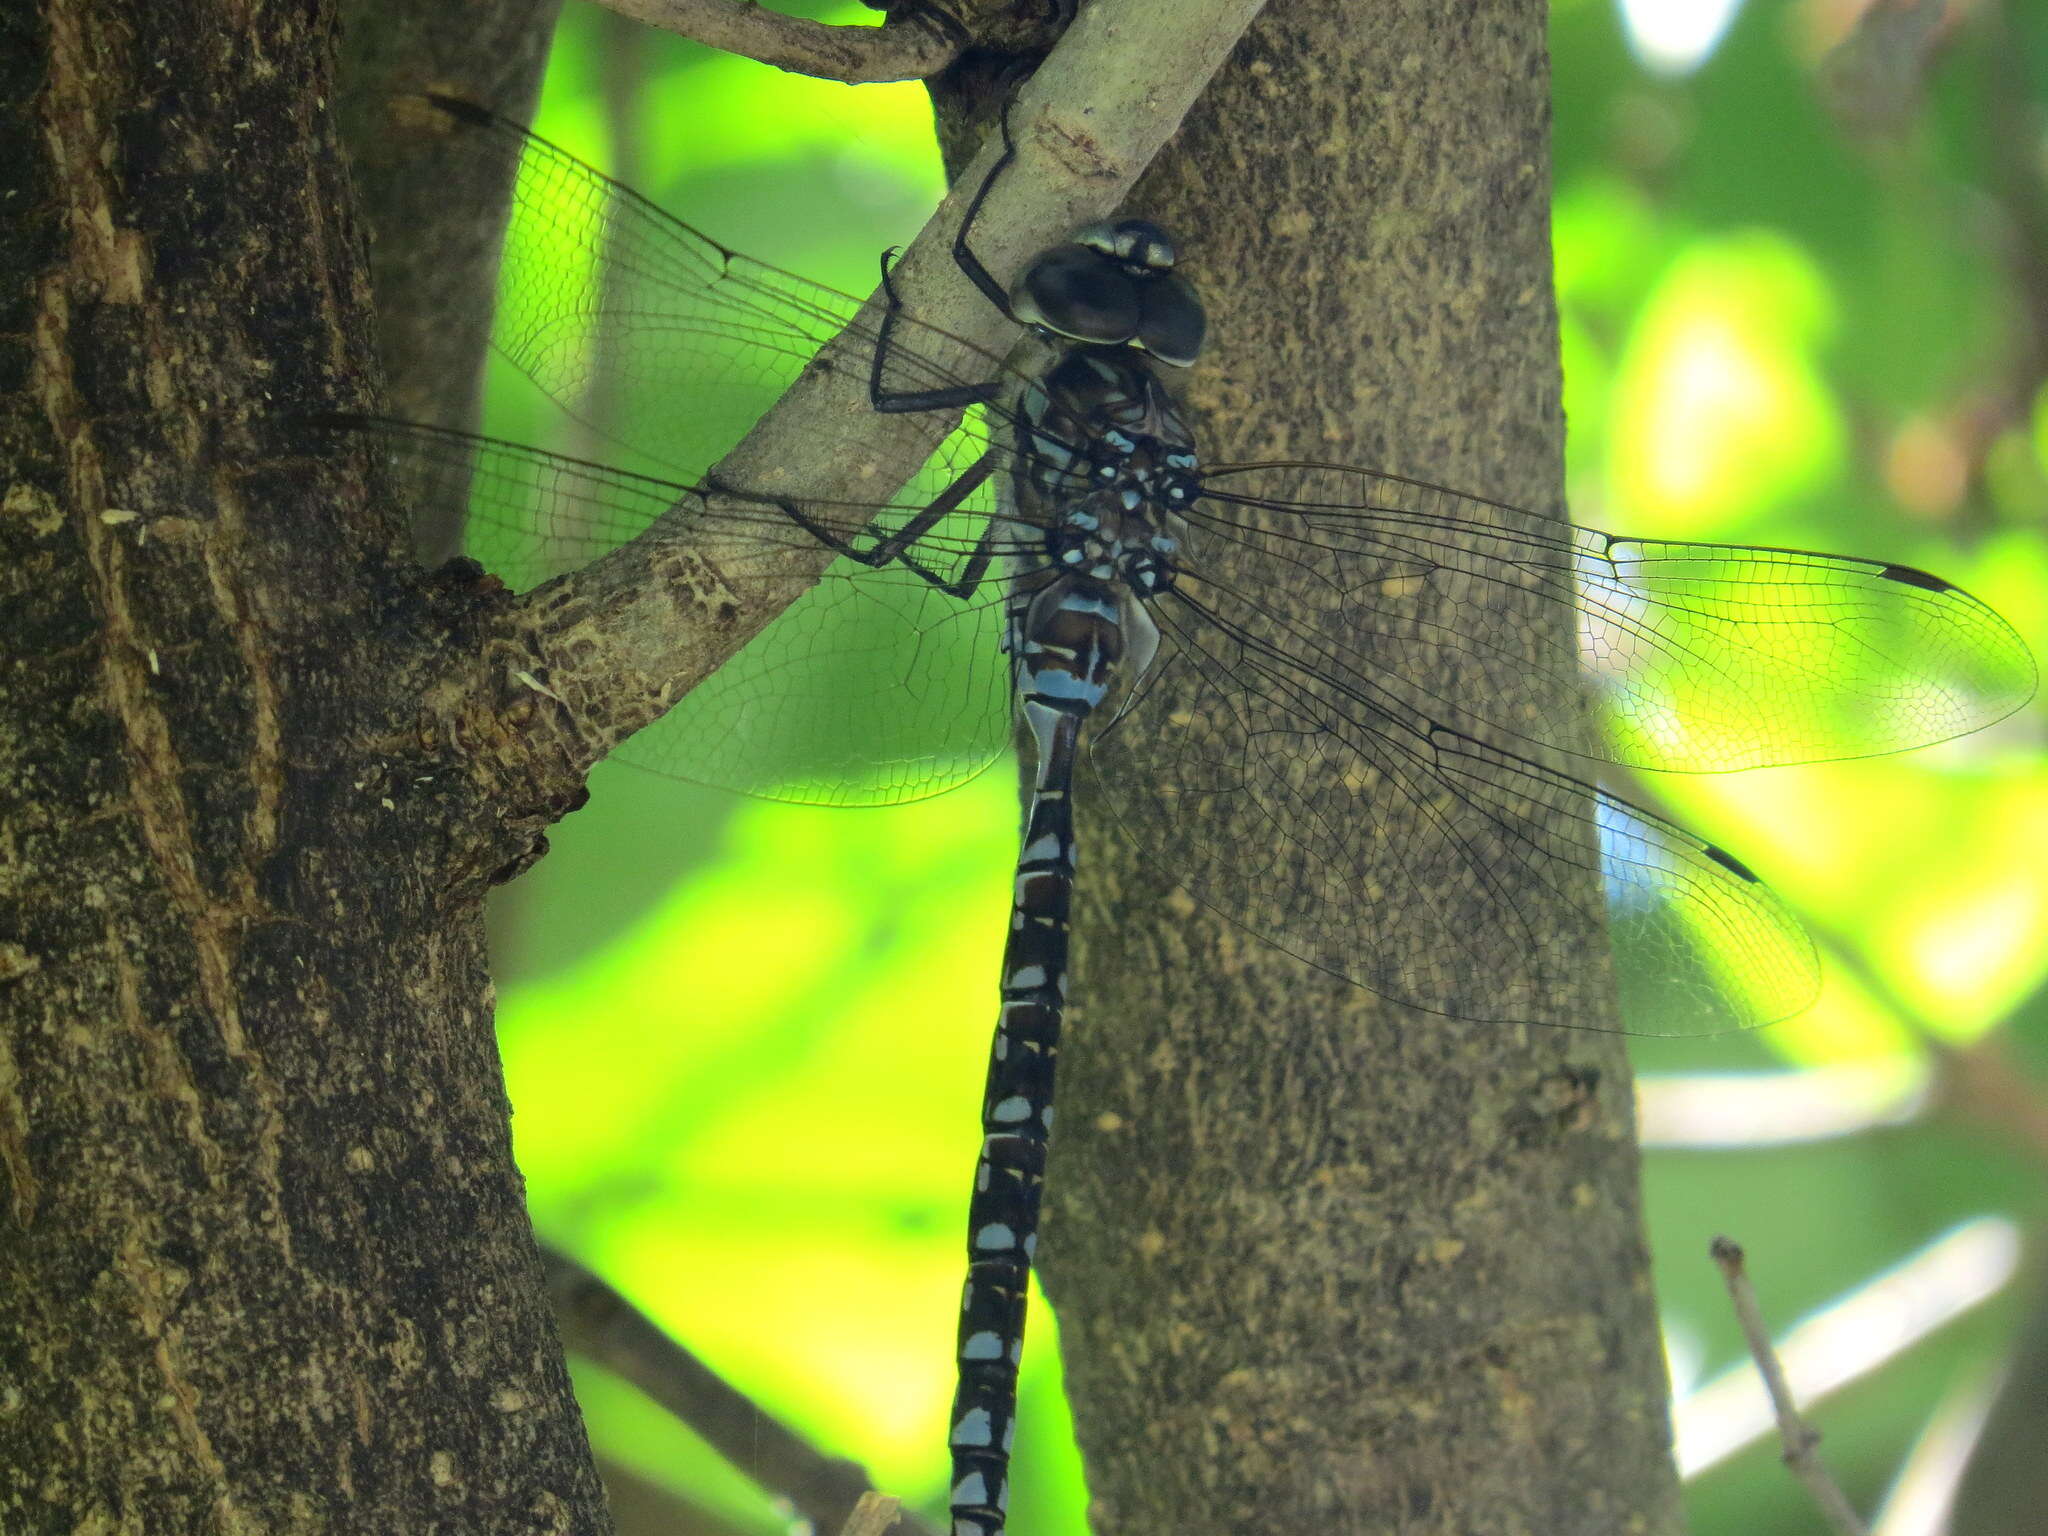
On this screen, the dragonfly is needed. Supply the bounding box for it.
[331,94,2035,1536]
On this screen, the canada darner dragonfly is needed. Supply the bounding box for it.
[333,95,2034,1536]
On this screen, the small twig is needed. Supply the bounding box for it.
[542,1245,942,1536]
[1818,0,1951,136]
[597,1454,757,1536]
[1779,922,2048,1164]
[1930,1028,2048,1164]
[1709,1237,1872,1536]
[585,0,964,83]
[518,0,1273,772]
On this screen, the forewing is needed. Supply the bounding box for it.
[1194,461,2036,772]
[414,94,1028,514]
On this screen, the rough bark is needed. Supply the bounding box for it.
[0,2,608,1531]
[0,0,1686,1531]
[1034,3,1690,1533]
[335,0,1266,799]
[335,0,562,561]
[1,0,1274,1530]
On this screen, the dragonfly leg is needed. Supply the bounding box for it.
[869,248,1005,414]
[946,95,1026,317]
[703,449,1005,600]
[868,97,1027,414]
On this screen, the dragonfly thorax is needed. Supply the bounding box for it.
[1016,346,1202,544]
[1045,504,1180,597]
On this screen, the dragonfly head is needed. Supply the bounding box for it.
[1009,218,1207,368]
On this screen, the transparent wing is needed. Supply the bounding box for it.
[1084,588,1818,1035]
[356,103,2035,1033]
[412,93,1030,509]
[347,419,1023,806]
[1194,461,2036,771]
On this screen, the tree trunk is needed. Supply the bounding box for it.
[0,2,611,1530]
[1037,3,1689,1532]
[1,0,1687,1531]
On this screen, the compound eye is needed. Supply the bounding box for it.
[1137,273,1207,367]
[1011,245,1141,345]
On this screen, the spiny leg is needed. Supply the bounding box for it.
[945,95,1027,316]
[703,452,1005,600]
[869,97,1030,415]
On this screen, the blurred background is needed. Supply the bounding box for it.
[467,1,2048,1531]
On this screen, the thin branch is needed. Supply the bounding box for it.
[598,1455,758,1536]
[1761,909,2048,1163]
[1822,0,2048,528]
[542,1245,943,1536]
[510,0,1271,775]
[1817,0,1951,137]
[586,0,964,84]
[1932,1026,2048,1160]
[1709,1237,1872,1536]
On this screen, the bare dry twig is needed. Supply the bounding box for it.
[598,1454,758,1536]
[1710,1237,1872,1536]
[514,0,1273,777]
[586,0,963,82]
[543,1246,942,1536]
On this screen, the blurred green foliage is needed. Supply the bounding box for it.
[476,2,2048,1531]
